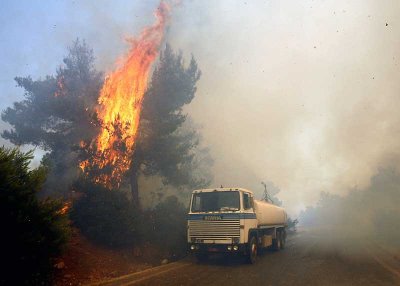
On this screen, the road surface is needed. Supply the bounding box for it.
[97,230,400,286]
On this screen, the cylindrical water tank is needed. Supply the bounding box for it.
[254,200,287,226]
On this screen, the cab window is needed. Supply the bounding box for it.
[243,192,252,210]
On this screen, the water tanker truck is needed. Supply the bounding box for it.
[187,188,287,263]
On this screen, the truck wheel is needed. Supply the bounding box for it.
[280,230,286,249]
[272,230,281,251]
[247,236,257,264]
[195,253,208,262]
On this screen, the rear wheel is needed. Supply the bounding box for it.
[247,236,257,264]
[280,229,286,249]
[272,230,281,251]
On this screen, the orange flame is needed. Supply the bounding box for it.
[54,75,65,97]
[58,201,71,215]
[80,1,170,188]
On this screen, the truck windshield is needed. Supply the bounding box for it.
[191,191,240,212]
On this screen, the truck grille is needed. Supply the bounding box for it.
[188,219,240,240]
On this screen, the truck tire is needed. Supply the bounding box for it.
[195,253,208,262]
[280,229,286,249]
[272,230,281,251]
[247,236,257,264]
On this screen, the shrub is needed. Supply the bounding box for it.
[71,181,139,247]
[142,196,188,259]
[287,217,299,233]
[0,147,70,285]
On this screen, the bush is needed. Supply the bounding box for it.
[141,196,188,259]
[287,217,299,233]
[0,147,70,285]
[71,181,139,247]
[71,182,187,258]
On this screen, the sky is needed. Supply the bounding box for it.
[1,0,400,215]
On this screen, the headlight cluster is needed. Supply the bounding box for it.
[227,245,239,251]
[190,244,200,250]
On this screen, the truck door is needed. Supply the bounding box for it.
[242,192,257,244]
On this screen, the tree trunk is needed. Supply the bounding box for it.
[130,168,140,209]
[130,146,142,210]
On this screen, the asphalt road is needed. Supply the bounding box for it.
[100,230,400,286]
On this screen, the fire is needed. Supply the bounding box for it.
[58,201,71,215]
[54,75,65,97]
[80,1,170,188]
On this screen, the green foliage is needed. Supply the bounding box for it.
[2,39,101,150]
[71,181,188,256]
[141,196,188,259]
[71,183,188,257]
[137,44,213,190]
[0,147,70,285]
[2,39,102,196]
[70,181,139,247]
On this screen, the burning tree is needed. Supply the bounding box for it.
[2,4,212,207]
[79,1,171,190]
[79,43,213,207]
[77,1,212,206]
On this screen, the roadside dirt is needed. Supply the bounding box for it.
[53,228,164,286]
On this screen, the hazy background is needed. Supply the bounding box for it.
[1,0,400,216]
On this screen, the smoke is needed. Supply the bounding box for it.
[166,0,400,216]
[299,166,400,253]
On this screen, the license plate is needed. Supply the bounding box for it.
[208,247,219,252]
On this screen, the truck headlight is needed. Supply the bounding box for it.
[227,246,232,251]
[190,245,195,250]
[233,245,239,251]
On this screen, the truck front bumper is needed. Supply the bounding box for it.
[188,243,247,254]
